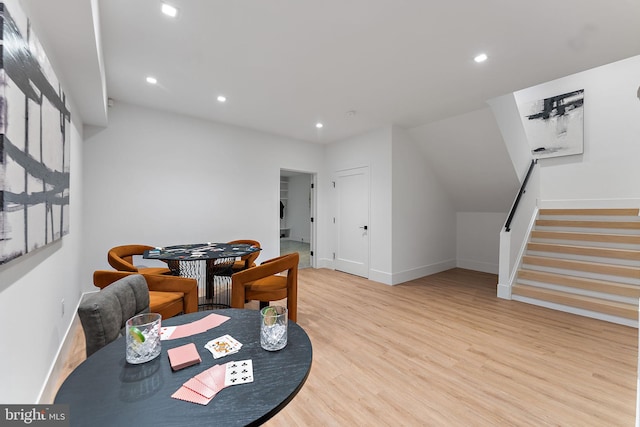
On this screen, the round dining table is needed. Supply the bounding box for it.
[144,243,261,308]
[55,309,312,427]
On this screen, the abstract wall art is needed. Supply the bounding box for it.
[0,1,71,265]
[520,89,584,159]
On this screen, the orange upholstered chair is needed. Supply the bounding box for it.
[107,244,171,275]
[227,239,261,273]
[93,270,198,319]
[231,252,298,322]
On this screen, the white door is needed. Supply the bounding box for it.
[335,167,369,277]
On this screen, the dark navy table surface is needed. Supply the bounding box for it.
[55,309,312,427]
[143,243,262,307]
[143,243,260,262]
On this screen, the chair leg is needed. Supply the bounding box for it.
[259,301,269,309]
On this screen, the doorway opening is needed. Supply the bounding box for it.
[280,170,316,269]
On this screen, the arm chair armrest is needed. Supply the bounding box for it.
[93,270,135,289]
[231,253,299,321]
[233,254,295,282]
[142,274,198,314]
[93,270,198,315]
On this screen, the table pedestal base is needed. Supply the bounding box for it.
[167,259,235,309]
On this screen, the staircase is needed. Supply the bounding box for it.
[512,208,640,326]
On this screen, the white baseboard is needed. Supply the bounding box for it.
[39,314,81,404]
[389,259,457,285]
[497,283,512,299]
[457,259,499,275]
[369,269,393,285]
[39,292,93,404]
[316,258,334,269]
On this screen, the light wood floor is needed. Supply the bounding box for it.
[56,268,638,426]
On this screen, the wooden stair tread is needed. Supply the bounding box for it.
[517,269,640,297]
[536,219,640,230]
[539,208,639,216]
[531,230,640,245]
[512,284,638,319]
[527,242,640,260]
[522,255,640,279]
[514,207,640,325]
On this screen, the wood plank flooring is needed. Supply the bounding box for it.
[55,268,638,426]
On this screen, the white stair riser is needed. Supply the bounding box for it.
[516,278,639,304]
[520,263,640,286]
[511,295,639,328]
[526,250,640,267]
[529,238,640,251]
[538,215,640,222]
[535,226,640,235]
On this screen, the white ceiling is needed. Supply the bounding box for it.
[23,0,640,144]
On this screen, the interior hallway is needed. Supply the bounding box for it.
[280,239,311,269]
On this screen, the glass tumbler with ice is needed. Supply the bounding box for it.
[126,313,162,364]
[260,306,288,351]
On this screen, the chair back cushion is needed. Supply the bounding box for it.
[78,274,150,357]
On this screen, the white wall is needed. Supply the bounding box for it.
[457,212,505,274]
[408,108,520,212]
[324,127,393,281]
[286,174,312,242]
[514,55,640,206]
[392,126,457,284]
[487,93,532,181]
[0,114,84,405]
[82,102,325,284]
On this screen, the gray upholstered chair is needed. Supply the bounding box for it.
[78,274,151,357]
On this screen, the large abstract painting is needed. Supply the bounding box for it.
[0,1,71,265]
[521,89,584,159]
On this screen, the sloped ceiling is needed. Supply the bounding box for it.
[409,108,520,212]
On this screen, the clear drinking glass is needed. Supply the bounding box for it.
[260,306,288,351]
[126,313,162,364]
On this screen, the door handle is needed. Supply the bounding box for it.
[359,225,368,230]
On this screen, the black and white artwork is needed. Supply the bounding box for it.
[0,1,71,265]
[521,89,584,159]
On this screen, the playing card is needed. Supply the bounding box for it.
[205,335,242,359]
[197,313,231,330]
[183,377,216,399]
[160,326,177,340]
[195,369,219,391]
[224,359,254,386]
[167,343,201,371]
[171,386,212,405]
[163,314,231,341]
[208,363,228,390]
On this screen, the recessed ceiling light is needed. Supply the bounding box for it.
[217,95,227,103]
[161,3,178,17]
[315,122,324,129]
[146,76,157,84]
[474,53,488,63]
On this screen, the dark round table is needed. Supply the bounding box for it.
[55,309,312,426]
[144,243,261,308]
